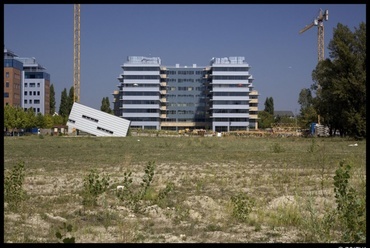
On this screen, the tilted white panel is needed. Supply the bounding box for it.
[67,102,131,137]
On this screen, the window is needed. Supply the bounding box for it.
[97,126,113,134]
[30,83,36,87]
[5,72,9,78]
[29,91,32,95]
[37,108,40,112]
[68,119,76,123]
[82,115,99,123]
[4,92,9,98]
[34,100,40,104]
[29,100,32,104]
[37,91,40,96]
[25,83,28,87]
[25,91,28,96]
[24,100,28,104]
[6,82,9,87]
[37,83,40,87]
[33,91,36,95]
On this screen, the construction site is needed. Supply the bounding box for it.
[70,6,329,138]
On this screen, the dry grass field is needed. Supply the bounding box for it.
[3,134,366,243]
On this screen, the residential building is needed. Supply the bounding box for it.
[114,56,258,132]
[16,57,50,115]
[4,48,23,107]
[3,47,51,115]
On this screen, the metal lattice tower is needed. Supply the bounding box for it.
[317,21,325,62]
[74,4,80,103]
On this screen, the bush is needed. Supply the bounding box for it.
[117,161,174,213]
[82,169,110,206]
[4,161,26,210]
[333,161,366,242]
[230,192,255,222]
[55,223,75,243]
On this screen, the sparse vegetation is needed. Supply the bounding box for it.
[230,192,255,222]
[333,161,366,242]
[3,135,366,243]
[55,223,75,243]
[4,161,26,211]
[82,169,110,207]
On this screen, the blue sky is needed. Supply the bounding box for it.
[4,4,366,114]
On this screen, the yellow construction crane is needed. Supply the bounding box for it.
[299,9,328,124]
[299,9,329,62]
[73,4,80,103]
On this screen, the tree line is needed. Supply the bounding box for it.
[4,84,113,133]
[259,22,366,138]
[298,22,366,138]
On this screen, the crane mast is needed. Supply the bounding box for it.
[74,4,80,103]
[299,9,328,124]
[299,9,329,62]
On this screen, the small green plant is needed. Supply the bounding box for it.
[270,143,285,153]
[117,161,156,213]
[4,161,26,210]
[307,138,318,153]
[173,205,190,224]
[82,169,110,206]
[333,161,366,242]
[230,192,255,222]
[55,223,75,243]
[155,182,175,207]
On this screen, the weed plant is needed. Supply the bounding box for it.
[230,192,255,222]
[55,223,75,243]
[4,161,26,211]
[82,169,110,207]
[117,161,174,213]
[333,161,366,242]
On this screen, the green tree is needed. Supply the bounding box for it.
[14,106,27,132]
[4,105,16,132]
[311,22,366,137]
[298,88,313,111]
[49,84,56,114]
[297,88,317,129]
[100,97,112,114]
[44,114,54,129]
[264,97,274,115]
[258,110,274,129]
[25,107,37,129]
[59,88,69,117]
[53,114,65,126]
[67,86,75,115]
[35,113,45,128]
